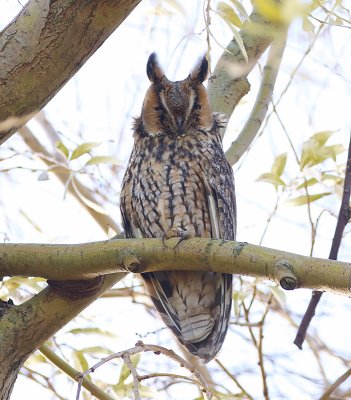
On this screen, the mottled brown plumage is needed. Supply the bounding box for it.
[120,53,236,362]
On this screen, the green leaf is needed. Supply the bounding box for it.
[268,285,286,307]
[286,192,331,206]
[312,130,335,146]
[67,327,116,337]
[19,209,43,233]
[252,0,284,22]
[162,0,185,15]
[222,21,248,62]
[25,353,47,367]
[85,156,121,166]
[118,354,140,385]
[300,130,345,169]
[78,346,114,355]
[321,173,343,184]
[217,2,243,27]
[55,141,69,159]
[70,142,101,161]
[256,172,285,187]
[302,16,315,32]
[326,144,345,161]
[232,290,249,318]
[271,152,287,177]
[118,364,131,384]
[138,384,161,398]
[72,350,90,377]
[211,392,243,399]
[296,177,318,190]
[229,0,249,19]
[71,177,108,215]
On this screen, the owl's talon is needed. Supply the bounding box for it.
[174,231,192,248]
[161,228,193,249]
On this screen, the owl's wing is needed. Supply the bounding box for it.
[206,154,236,241]
[120,192,185,343]
[142,154,236,363]
[192,149,236,361]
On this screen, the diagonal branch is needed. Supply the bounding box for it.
[207,9,284,135]
[294,132,351,349]
[0,272,126,394]
[225,31,287,165]
[39,344,115,400]
[0,0,141,145]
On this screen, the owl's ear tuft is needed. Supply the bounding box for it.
[146,53,164,84]
[190,56,209,83]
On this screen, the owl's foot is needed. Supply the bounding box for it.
[162,227,193,248]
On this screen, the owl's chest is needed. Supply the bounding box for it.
[121,134,214,237]
[130,135,212,192]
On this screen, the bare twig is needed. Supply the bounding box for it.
[39,343,115,400]
[215,359,254,400]
[122,353,141,400]
[319,367,351,400]
[294,132,351,349]
[257,295,273,400]
[76,341,214,400]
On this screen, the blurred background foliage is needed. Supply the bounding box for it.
[1,0,351,399]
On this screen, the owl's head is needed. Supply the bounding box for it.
[140,53,213,137]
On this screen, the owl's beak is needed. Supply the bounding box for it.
[175,116,185,135]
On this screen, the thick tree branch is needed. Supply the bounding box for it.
[0,238,351,296]
[225,31,287,165]
[0,0,141,145]
[0,272,126,398]
[207,10,283,130]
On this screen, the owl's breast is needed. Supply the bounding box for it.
[121,133,213,238]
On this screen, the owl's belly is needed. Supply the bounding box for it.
[131,162,212,239]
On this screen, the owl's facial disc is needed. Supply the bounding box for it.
[159,82,196,136]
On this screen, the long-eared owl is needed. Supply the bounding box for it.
[120,53,236,363]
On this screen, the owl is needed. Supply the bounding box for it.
[120,53,236,363]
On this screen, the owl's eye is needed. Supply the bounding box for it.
[194,104,201,110]
[154,106,162,112]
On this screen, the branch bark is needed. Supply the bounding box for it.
[1,238,351,296]
[0,272,126,400]
[0,0,141,145]
[207,10,283,127]
[225,31,287,165]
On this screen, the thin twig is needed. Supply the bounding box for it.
[294,132,351,349]
[76,341,214,400]
[215,359,254,400]
[230,321,262,327]
[39,343,115,400]
[122,353,141,400]
[257,294,273,400]
[259,191,283,246]
[319,367,351,400]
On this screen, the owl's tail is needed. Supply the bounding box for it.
[143,270,232,363]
